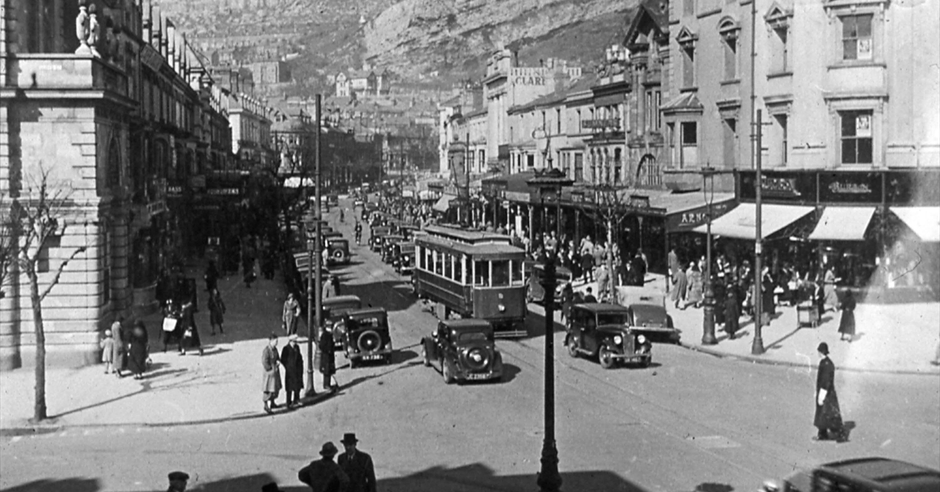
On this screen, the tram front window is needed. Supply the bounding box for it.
[475,260,490,286]
[491,260,510,286]
[511,260,523,286]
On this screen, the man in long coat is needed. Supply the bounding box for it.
[281,334,305,408]
[338,433,377,492]
[724,290,740,339]
[262,334,282,414]
[814,342,844,441]
[283,294,301,335]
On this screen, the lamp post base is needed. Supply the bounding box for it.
[537,439,562,492]
[702,302,718,345]
[751,328,765,355]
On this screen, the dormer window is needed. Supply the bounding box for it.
[676,27,698,88]
[718,17,741,81]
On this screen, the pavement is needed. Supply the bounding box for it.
[572,273,940,376]
[2,246,938,435]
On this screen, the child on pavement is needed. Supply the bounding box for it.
[100,329,116,374]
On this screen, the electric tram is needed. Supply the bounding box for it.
[413,225,527,337]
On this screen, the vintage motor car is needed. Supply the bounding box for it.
[369,226,391,252]
[392,241,415,275]
[525,261,573,304]
[565,303,652,369]
[321,295,362,350]
[613,286,679,343]
[760,457,940,492]
[325,237,350,265]
[422,319,504,384]
[380,235,405,263]
[341,307,393,367]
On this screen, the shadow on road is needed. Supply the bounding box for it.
[189,463,651,492]
[342,280,418,314]
[0,478,100,492]
[523,309,566,338]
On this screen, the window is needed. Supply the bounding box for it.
[722,118,737,167]
[454,255,463,283]
[433,251,442,275]
[723,34,738,80]
[492,261,510,286]
[527,154,535,168]
[840,111,873,164]
[556,109,562,134]
[682,46,695,88]
[773,28,789,72]
[574,153,584,181]
[417,246,425,269]
[774,114,788,165]
[511,260,524,286]
[681,122,697,146]
[842,15,873,61]
[474,260,490,286]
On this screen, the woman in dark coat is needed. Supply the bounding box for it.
[318,327,337,393]
[724,290,740,339]
[180,301,203,356]
[162,300,184,353]
[126,320,150,380]
[208,288,226,335]
[560,282,574,325]
[838,289,856,341]
[814,343,844,441]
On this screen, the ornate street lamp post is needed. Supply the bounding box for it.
[701,166,718,345]
[527,168,574,492]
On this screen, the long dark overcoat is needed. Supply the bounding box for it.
[814,357,843,431]
[280,343,304,392]
[319,330,336,378]
[838,295,856,337]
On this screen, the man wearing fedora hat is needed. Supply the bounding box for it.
[166,471,189,492]
[299,442,349,492]
[814,342,845,441]
[281,333,305,408]
[338,433,376,492]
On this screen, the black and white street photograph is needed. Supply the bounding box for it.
[1,0,938,491]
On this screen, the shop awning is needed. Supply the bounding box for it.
[808,206,875,241]
[433,194,456,213]
[891,206,940,242]
[693,203,814,239]
[656,192,735,232]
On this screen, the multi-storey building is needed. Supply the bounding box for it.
[224,90,273,173]
[0,0,233,368]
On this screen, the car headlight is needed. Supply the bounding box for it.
[613,335,623,345]
[637,335,647,345]
[498,304,506,312]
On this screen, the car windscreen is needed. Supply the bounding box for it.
[457,331,490,343]
[597,313,630,326]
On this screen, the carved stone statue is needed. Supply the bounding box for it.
[105,16,120,62]
[75,0,91,54]
[88,3,101,58]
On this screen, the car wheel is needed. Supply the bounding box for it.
[421,344,431,367]
[565,336,579,358]
[598,346,616,369]
[357,330,382,353]
[442,361,455,384]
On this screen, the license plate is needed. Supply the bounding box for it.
[362,354,382,361]
[466,373,490,380]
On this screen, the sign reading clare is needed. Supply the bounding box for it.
[510,68,549,86]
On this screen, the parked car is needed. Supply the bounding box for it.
[760,457,940,492]
[321,295,362,350]
[565,303,652,369]
[613,286,679,343]
[392,241,415,275]
[370,226,391,252]
[341,307,393,367]
[525,261,573,304]
[325,237,350,265]
[421,319,504,384]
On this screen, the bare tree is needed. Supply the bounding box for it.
[0,196,17,298]
[578,180,634,300]
[6,167,87,421]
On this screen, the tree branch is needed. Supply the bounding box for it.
[38,246,87,302]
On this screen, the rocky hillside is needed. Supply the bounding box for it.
[152,0,638,88]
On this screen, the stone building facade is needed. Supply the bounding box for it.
[0,0,232,368]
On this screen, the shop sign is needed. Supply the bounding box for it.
[147,199,166,216]
[666,201,733,232]
[167,185,184,197]
[582,119,621,129]
[819,172,881,204]
[140,45,164,72]
[505,191,532,203]
[207,188,241,196]
[739,171,816,203]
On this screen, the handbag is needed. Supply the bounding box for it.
[183,327,194,338]
[162,317,178,332]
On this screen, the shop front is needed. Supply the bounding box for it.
[724,169,940,301]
